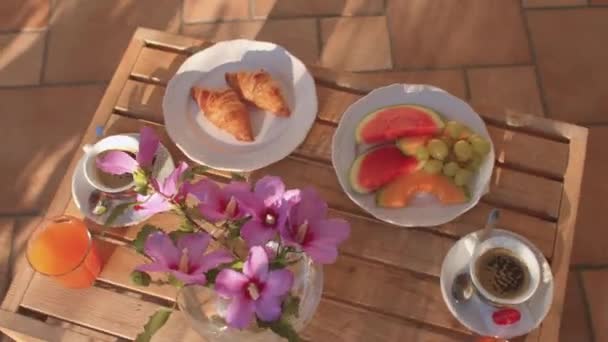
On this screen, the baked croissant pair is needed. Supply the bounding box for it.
[191,70,291,142]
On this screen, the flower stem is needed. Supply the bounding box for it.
[175,203,245,259]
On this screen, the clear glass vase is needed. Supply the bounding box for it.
[177,255,323,341]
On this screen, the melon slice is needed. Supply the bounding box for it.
[396,136,432,156]
[355,105,444,144]
[376,171,468,208]
[349,145,422,194]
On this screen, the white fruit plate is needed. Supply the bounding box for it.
[163,39,317,172]
[331,84,495,227]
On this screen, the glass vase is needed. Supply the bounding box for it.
[177,254,323,341]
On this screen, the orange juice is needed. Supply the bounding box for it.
[27,216,101,288]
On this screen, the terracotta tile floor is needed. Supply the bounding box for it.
[1,0,607,340]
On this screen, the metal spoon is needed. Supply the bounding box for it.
[478,208,500,244]
[88,189,138,216]
[452,272,474,303]
[451,209,501,303]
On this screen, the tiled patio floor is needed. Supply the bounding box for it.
[1,0,607,340]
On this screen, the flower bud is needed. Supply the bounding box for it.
[131,270,151,286]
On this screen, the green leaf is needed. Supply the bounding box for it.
[258,318,300,342]
[230,261,244,271]
[179,218,196,232]
[133,224,162,255]
[184,206,203,220]
[226,216,251,239]
[130,270,151,287]
[105,201,137,227]
[205,268,220,284]
[182,165,210,181]
[133,169,149,195]
[231,172,247,181]
[282,295,300,318]
[135,309,172,342]
[204,259,240,285]
[168,274,184,288]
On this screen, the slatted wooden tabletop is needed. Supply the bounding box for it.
[0,28,588,342]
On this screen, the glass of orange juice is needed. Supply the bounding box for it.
[26,215,102,288]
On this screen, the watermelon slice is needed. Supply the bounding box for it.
[349,145,422,194]
[355,105,444,144]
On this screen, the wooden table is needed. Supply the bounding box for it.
[0,28,588,342]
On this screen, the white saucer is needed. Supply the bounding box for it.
[71,138,175,227]
[163,39,318,172]
[440,229,554,339]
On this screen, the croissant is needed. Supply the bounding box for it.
[225,70,291,117]
[191,87,254,142]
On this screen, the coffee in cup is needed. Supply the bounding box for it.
[470,235,541,306]
[474,247,530,301]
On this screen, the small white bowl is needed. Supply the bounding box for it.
[332,84,495,227]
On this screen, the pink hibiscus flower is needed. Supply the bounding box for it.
[214,246,294,329]
[280,188,350,264]
[239,176,300,247]
[136,231,233,285]
[134,161,189,217]
[188,179,253,223]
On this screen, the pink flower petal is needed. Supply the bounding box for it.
[223,181,251,196]
[243,246,268,282]
[144,232,179,266]
[198,202,228,223]
[262,269,294,298]
[96,150,138,175]
[240,219,277,247]
[136,193,173,217]
[137,126,159,168]
[170,270,207,286]
[197,250,233,273]
[160,162,188,197]
[233,192,264,218]
[188,178,221,201]
[290,188,327,226]
[255,296,282,322]
[226,295,255,329]
[176,233,211,259]
[279,222,298,247]
[304,243,339,264]
[254,176,285,207]
[215,269,249,298]
[283,189,301,205]
[301,218,349,264]
[189,179,228,222]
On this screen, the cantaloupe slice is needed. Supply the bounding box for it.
[376,171,468,207]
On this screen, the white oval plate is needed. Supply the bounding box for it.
[71,135,175,227]
[440,229,554,339]
[163,39,318,172]
[332,84,495,227]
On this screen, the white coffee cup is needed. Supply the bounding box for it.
[82,134,140,193]
[469,234,541,306]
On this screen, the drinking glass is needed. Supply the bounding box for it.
[26,215,102,288]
